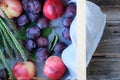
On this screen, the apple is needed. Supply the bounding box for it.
[0,0,22,18]
[43,0,64,20]
[12,61,35,80]
[44,56,66,80]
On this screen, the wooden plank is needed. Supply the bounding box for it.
[87,57,120,80]
[88,0,120,21]
[101,7,120,21]
[90,57,120,62]
[88,1,120,57]
[87,1,120,80]
[93,21,120,57]
[88,0,120,6]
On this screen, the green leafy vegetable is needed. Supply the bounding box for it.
[0,49,14,80]
[0,18,27,61]
[0,31,14,61]
[0,34,4,48]
[0,23,20,61]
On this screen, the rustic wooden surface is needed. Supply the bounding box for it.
[87,0,120,80]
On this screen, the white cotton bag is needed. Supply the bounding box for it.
[62,1,106,79]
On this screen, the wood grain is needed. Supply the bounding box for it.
[87,0,120,80]
[87,57,120,80]
[94,21,120,57]
[88,0,120,6]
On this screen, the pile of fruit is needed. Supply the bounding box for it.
[0,0,76,80]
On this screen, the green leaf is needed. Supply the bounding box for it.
[17,23,52,40]
[17,22,36,40]
[29,47,38,61]
[30,53,36,61]
[41,27,52,37]
[49,35,58,52]
[17,28,27,40]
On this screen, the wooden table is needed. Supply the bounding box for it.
[87,0,120,80]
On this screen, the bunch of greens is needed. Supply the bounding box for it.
[0,9,27,80]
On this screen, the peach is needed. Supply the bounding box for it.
[0,0,22,18]
[12,61,35,80]
[44,56,66,80]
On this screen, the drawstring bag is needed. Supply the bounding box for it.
[62,1,106,79]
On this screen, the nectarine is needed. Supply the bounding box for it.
[0,0,22,18]
[12,61,35,80]
[44,56,66,80]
